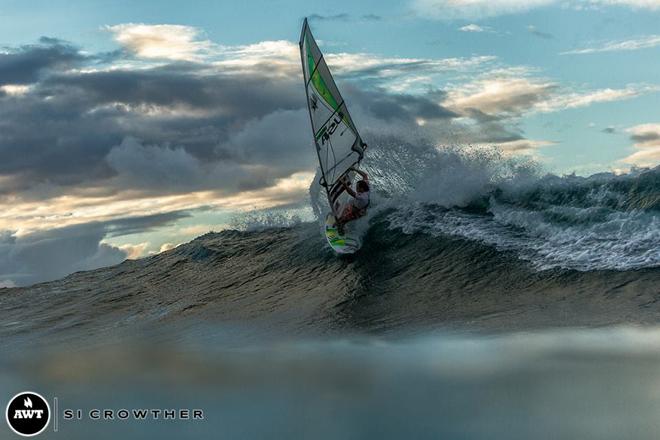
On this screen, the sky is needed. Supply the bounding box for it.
[0,0,659,286]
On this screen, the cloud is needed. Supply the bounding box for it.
[308,13,351,22]
[105,137,233,192]
[498,139,556,154]
[445,76,557,117]
[106,23,213,61]
[117,241,149,259]
[535,85,655,112]
[412,0,556,19]
[413,0,660,19]
[561,35,660,55]
[527,25,553,39]
[346,85,458,123]
[218,109,316,177]
[0,224,124,286]
[0,211,188,286]
[622,123,660,167]
[307,13,382,22]
[100,122,315,205]
[0,84,31,95]
[361,14,383,21]
[459,24,488,32]
[594,0,660,10]
[0,35,499,208]
[0,37,85,86]
[159,242,177,252]
[445,71,655,118]
[0,53,304,198]
[329,52,497,92]
[0,31,485,238]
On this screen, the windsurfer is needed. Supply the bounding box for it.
[337,167,370,234]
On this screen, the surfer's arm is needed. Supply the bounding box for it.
[350,167,368,181]
[341,179,357,197]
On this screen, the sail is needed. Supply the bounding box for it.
[299,18,366,215]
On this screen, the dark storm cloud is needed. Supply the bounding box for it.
[105,210,191,237]
[0,34,530,203]
[344,85,458,123]
[0,54,305,196]
[472,122,525,143]
[463,108,505,123]
[0,38,467,200]
[0,37,86,85]
[47,64,303,118]
[630,131,660,143]
[341,60,433,81]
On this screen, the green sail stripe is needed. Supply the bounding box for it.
[306,41,339,112]
[315,126,327,141]
[306,36,356,135]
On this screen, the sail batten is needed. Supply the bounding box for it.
[299,18,365,215]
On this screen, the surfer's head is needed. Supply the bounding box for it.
[356,180,369,193]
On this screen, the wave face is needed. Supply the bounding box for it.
[2,219,659,346]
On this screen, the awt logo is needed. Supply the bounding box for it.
[5,392,50,437]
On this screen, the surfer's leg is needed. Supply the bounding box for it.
[336,207,354,235]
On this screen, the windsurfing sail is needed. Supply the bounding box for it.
[299,18,366,217]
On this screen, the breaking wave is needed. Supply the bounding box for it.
[310,136,660,271]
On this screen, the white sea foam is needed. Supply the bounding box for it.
[354,136,660,271]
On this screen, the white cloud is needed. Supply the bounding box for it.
[106,23,213,61]
[214,40,299,75]
[445,71,656,118]
[445,75,556,117]
[0,85,31,96]
[329,53,496,75]
[412,0,556,19]
[159,242,178,253]
[594,0,660,9]
[535,85,657,112]
[495,139,556,154]
[413,0,660,19]
[210,39,496,91]
[117,241,150,259]
[622,123,660,167]
[104,22,496,94]
[329,53,497,93]
[459,24,487,32]
[561,35,660,54]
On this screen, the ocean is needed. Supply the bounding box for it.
[1,142,659,439]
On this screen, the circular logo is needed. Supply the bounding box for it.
[5,392,50,437]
